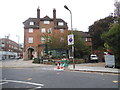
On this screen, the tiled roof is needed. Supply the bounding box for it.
[23,17,68,29]
[23,18,40,29]
[76,31,92,38]
[40,15,53,21]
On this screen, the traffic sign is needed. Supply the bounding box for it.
[68,34,74,45]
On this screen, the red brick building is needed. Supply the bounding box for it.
[23,8,68,60]
[77,31,92,52]
[0,38,23,59]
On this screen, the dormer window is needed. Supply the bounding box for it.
[58,22,64,26]
[30,22,34,25]
[44,21,50,24]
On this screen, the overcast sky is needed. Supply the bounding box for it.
[0,0,116,43]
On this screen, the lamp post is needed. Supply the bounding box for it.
[64,5,75,69]
[16,35,20,57]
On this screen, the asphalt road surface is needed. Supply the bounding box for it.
[1,67,119,89]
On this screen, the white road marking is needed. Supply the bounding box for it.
[0,79,44,87]
[0,82,8,85]
[35,86,42,88]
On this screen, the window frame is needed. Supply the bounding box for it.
[41,28,46,33]
[48,28,52,33]
[29,22,34,25]
[60,29,64,33]
[58,22,64,26]
[44,21,50,24]
[29,28,33,33]
[41,37,46,43]
[28,37,33,43]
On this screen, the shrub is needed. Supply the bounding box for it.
[33,58,39,64]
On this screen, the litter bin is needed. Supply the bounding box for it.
[104,55,115,68]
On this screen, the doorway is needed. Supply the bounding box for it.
[27,48,34,60]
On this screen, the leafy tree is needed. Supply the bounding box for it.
[73,31,90,58]
[89,16,115,50]
[101,23,120,68]
[47,33,67,50]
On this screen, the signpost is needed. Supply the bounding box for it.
[68,34,74,45]
[64,5,75,69]
[68,34,75,68]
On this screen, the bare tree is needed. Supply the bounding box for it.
[114,0,120,17]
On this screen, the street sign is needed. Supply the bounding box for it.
[68,34,74,45]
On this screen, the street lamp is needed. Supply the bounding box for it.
[64,5,73,31]
[64,5,75,69]
[16,35,20,57]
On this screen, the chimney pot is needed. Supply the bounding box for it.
[37,7,40,18]
[53,8,56,19]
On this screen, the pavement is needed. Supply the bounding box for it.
[0,59,119,74]
[68,64,119,74]
[0,59,54,68]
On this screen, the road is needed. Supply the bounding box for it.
[1,67,119,89]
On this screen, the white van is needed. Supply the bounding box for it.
[90,54,98,63]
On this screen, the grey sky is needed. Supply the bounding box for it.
[0,0,115,43]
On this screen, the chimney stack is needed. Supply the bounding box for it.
[53,8,56,19]
[53,8,56,27]
[37,7,40,18]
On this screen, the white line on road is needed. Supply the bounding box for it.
[0,82,8,85]
[35,86,42,89]
[0,79,44,86]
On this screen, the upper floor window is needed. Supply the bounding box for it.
[44,21,50,24]
[48,28,52,33]
[58,22,64,26]
[41,37,46,43]
[29,28,33,33]
[83,38,88,42]
[30,22,34,25]
[41,28,46,33]
[60,37,64,41]
[48,37,51,42]
[60,29,64,33]
[28,37,33,43]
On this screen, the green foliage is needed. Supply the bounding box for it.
[101,23,120,68]
[73,31,90,58]
[89,16,115,50]
[102,23,120,54]
[47,30,90,58]
[33,58,39,64]
[47,34,67,50]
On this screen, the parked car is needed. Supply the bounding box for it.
[90,54,98,63]
[15,56,21,59]
[10,56,15,59]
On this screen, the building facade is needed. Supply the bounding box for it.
[77,31,92,51]
[0,38,23,60]
[23,8,68,60]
